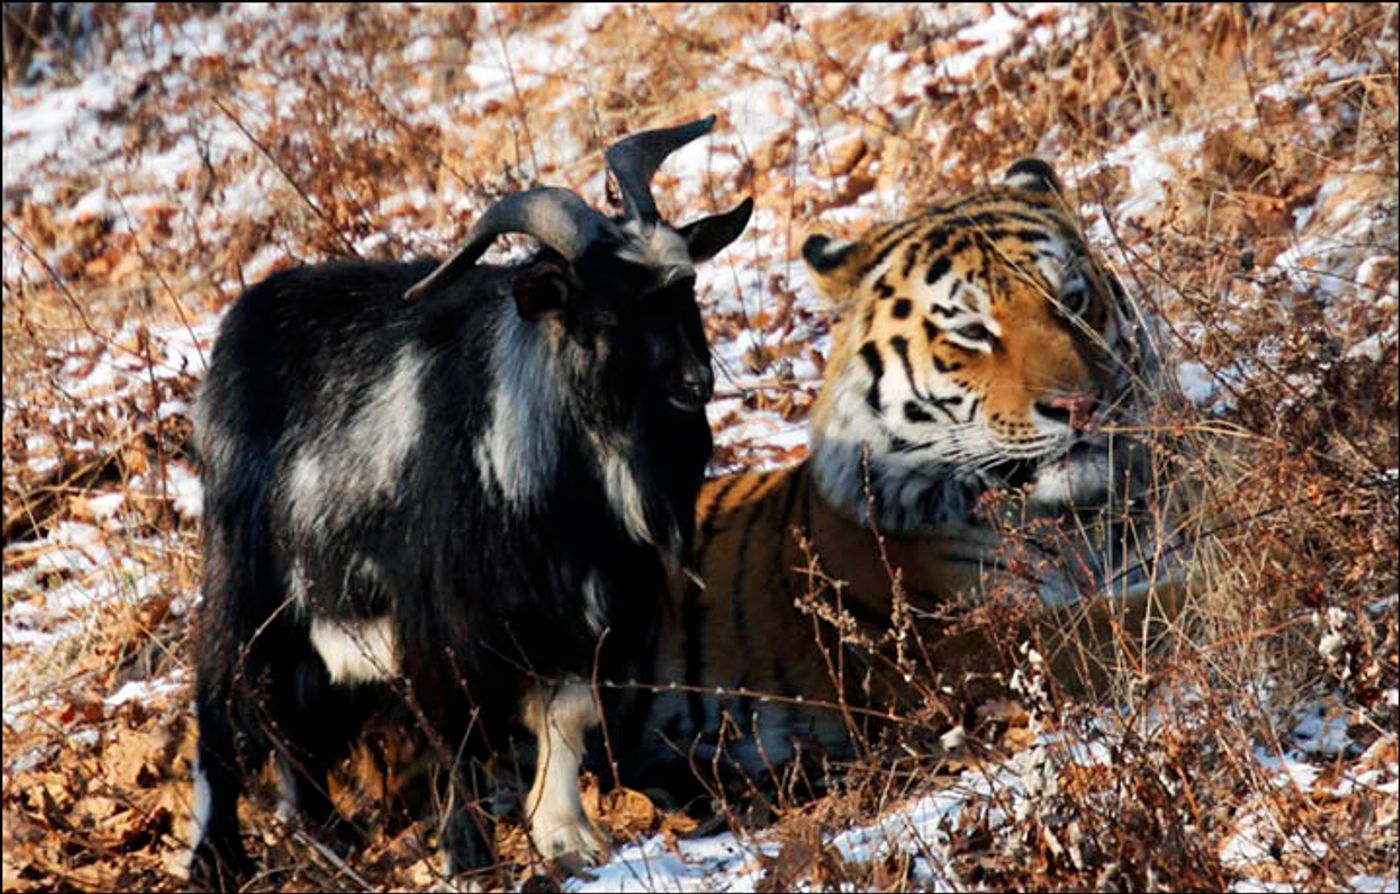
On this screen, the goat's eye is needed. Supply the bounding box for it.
[955,322,993,343]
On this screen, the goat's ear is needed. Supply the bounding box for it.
[677,197,753,263]
[512,269,570,319]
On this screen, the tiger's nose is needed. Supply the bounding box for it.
[1035,392,1101,429]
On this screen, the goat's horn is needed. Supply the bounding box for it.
[405,187,614,301]
[605,115,716,225]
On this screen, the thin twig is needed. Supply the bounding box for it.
[210,95,360,259]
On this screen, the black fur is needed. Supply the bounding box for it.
[189,243,721,887]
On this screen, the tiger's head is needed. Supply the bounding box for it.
[802,159,1143,534]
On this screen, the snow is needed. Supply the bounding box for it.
[1347,875,1400,894]
[569,833,764,893]
[1097,129,1204,224]
[937,4,1026,81]
[167,463,204,520]
[105,674,188,709]
[1176,360,1218,405]
[567,767,991,892]
[1291,702,1354,759]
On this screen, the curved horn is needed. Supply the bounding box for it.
[605,115,716,225]
[404,187,615,301]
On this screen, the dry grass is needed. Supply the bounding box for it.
[3,4,1396,891]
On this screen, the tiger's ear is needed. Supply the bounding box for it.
[801,233,865,305]
[1003,158,1063,195]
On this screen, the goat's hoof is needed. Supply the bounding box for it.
[531,816,607,868]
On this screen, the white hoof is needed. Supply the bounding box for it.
[530,814,606,866]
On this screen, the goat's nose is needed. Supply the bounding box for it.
[1035,391,1101,428]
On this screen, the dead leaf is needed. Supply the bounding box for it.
[600,787,657,841]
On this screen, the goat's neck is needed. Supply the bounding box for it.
[473,306,565,509]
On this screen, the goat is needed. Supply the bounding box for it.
[187,116,752,889]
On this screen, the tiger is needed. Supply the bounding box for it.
[610,158,1177,801]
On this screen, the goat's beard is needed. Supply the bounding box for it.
[631,395,712,568]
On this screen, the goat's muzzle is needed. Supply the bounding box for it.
[667,363,714,413]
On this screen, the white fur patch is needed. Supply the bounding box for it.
[599,449,652,546]
[287,451,325,531]
[189,758,212,852]
[288,561,309,614]
[618,220,693,274]
[582,571,607,636]
[309,616,399,684]
[523,682,604,862]
[347,349,426,496]
[1027,448,1113,512]
[475,306,562,506]
[285,348,426,532]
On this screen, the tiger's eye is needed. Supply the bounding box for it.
[957,323,993,342]
[1059,284,1091,315]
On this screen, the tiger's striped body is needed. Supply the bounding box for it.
[617,160,1169,795]
[623,463,1005,787]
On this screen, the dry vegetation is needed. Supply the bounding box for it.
[3,4,1396,892]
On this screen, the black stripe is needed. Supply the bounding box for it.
[951,226,1053,247]
[939,210,1056,230]
[773,465,804,540]
[768,470,814,731]
[889,335,926,402]
[796,466,814,541]
[929,394,964,423]
[901,241,921,279]
[695,475,746,567]
[925,256,952,286]
[892,298,912,319]
[933,353,961,373]
[859,341,884,412]
[923,227,950,254]
[723,474,786,706]
[868,220,926,268]
[904,401,934,423]
[727,484,773,707]
[839,586,896,629]
[684,474,750,732]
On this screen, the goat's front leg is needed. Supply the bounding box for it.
[521,681,606,866]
